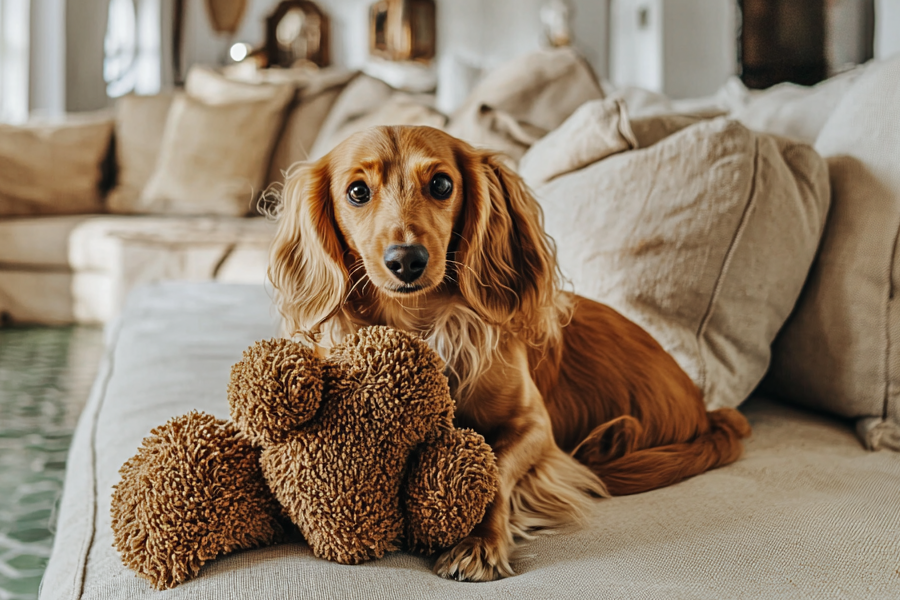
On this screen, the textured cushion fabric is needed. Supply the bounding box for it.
[731,65,867,143]
[764,55,900,451]
[139,88,293,216]
[266,71,356,184]
[0,215,272,324]
[532,118,830,410]
[0,270,76,324]
[519,99,636,188]
[106,93,177,213]
[184,65,292,105]
[0,215,94,268]
[601,76,748,120]
[446,47,603,158]
[0,115,113,216]
[40,282,900,599]
[308,74,444,160]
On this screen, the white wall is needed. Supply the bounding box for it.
[65,0,109,111]
[610,0,736,98]
[29,0,66,117]
[179,0,608,110]
[876,0,900,59]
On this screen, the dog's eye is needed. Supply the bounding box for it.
[347,181,371,206]
[429,173,453,200]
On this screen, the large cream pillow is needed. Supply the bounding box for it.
[308,74,444,160]
[107,93,177,213]
[731,65,867,143]
[531,117,830,410]
[765,55,900,451]
[446,47,603,158]
[139,84,293,216]
[0,115,113,216]
[266,69,356,185]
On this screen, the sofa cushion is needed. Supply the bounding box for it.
[140,87,293,216]
[107,93,177,213]
[40,282,900,599]
[731,64,867,143]
[308,74,444,160]
[0,115,113,216]
[0,215,95,268]
[519,98,636,188]
[0,215,273,324]
[446,47,603,159]
[764,55,900,451]
[267,71,356,184]
[531,117,830,410]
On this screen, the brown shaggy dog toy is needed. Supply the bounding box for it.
[111,326,499,590]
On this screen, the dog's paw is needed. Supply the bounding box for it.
[433,535,514,582]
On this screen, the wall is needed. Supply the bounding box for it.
[65,0,108,111]
[875,0,900,59]
[609,0,737,98]
[180,0,609,111]
[29,0,66,117]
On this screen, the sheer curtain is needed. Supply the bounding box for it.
[0,0,29,122]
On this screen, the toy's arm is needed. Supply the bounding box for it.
[228,339,327,446]
[404,428,499,555]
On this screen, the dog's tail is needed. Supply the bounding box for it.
[573,408,751,496]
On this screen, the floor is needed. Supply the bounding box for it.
[0,326,105,600]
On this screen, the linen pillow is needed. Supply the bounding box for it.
[731,65,867,143]
[139,87,293,216]
[107,93,177,213]
[519,99,636,188]
[532,118,830,410]
[266,70,356,184]
[764,55,900,451]
[0,115,113,216]
[446,47,603,158]
[308,74,444,160]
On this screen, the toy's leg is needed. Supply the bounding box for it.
[403,428,499,555]
[111,412,283,590]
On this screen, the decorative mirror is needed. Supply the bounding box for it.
[264,0,331,68]
[370,0,436,62]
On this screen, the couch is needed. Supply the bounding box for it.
[0,48,602,326]
[27,49,900,598]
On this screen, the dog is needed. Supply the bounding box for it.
[267,125,751,581]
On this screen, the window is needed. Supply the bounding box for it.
[104,0,138,98]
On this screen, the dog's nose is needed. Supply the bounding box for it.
[383,244,429,283]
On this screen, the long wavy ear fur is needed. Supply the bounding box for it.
[268,159,346,340]
[454,148,564,344]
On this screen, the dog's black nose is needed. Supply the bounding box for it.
[384,244,429,283]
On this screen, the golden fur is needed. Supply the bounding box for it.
[268,126,751,581]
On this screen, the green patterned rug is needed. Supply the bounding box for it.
[0,326,105,600]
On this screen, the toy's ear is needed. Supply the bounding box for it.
[228,339,326,446]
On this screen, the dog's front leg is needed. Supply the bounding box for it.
[433,341,554,582]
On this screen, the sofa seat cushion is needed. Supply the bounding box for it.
[40,282,900,599]
[0,215,272,272]
[0,216,273,324]
[0,215,96,269]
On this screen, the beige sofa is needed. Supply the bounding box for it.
[32,49,900,598]
[0,48,603,326]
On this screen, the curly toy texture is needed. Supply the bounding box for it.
[111,326,498,589]
[110,412,283,590]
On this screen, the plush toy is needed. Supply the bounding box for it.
[111,326,499,590]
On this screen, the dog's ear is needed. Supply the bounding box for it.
[268,159,346,340]
[454,148,561,341]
